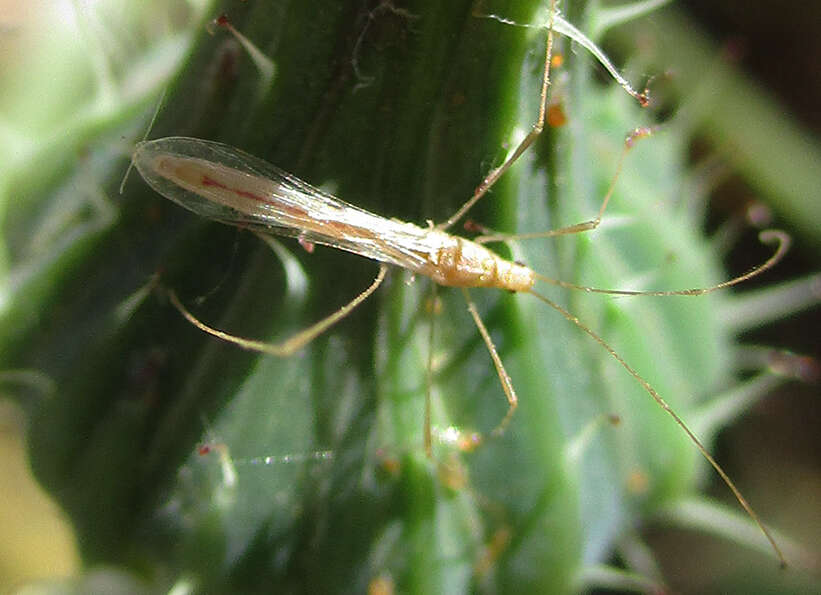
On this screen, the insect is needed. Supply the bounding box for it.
[133,1,790,570]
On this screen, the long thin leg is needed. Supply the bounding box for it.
[437,0,558,231]
[461,288,518,439]
[425,283,437,457]
[473,127,655,244]
[168,264,388,357]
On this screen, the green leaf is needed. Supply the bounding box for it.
[5,0,808,592]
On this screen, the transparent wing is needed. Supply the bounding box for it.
[133,137,446,271]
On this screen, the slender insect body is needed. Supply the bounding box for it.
[135,137,536,293]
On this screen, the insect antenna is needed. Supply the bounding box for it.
[533,229,790,296]
[524,286,788,568]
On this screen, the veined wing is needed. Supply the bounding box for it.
[133,137,448,271]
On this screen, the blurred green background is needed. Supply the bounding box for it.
[1,1,819,593]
